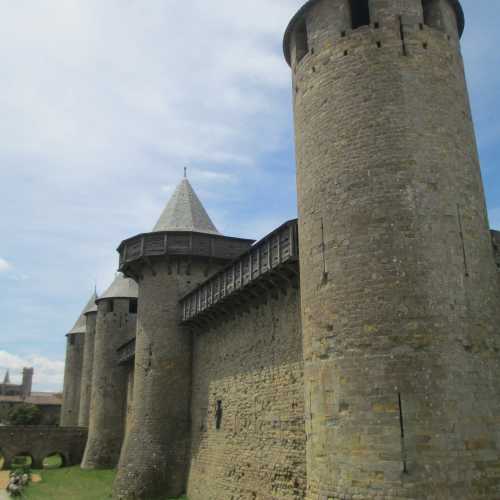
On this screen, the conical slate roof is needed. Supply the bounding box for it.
[97,273,138,302]
[68,291,98,335]
[153,178,220,235]
[83,291,98,315]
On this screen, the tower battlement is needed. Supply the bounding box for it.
[284,0,464,67]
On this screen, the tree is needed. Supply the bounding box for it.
[8,404,41,426]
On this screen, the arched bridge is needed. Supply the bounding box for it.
[0,426,87,469]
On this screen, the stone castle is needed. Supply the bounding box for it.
[59,1,500,498]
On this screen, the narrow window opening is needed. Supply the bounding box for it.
[341,30,347,38]
[215,400,223,430]
[376,41,382,48]
[422,0,433,27]
[295,20,309,64]
[129,299,138,314]
[343,50,349,57]
[349,0,370,29]
[107,300,114,313]
[374,22,380,29]
[69,336,75,346]
[423,42,428,49]
[398,393,408,474]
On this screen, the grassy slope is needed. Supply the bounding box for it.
[24,467,116,500]
[22,466,187,500]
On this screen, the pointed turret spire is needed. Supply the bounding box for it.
[3,370,10,384]
[153,178,220,235]
[68,291,98,335]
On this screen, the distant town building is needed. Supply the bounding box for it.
[0,368,62,425]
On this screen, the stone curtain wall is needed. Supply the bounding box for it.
[187,288,306,500]
[0,426,87,469]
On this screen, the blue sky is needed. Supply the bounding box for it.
[0,0,498,391]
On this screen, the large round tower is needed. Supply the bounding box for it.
[81,274,138,469]
[113,178,253,499]
[78,293,98,427]
[60,292,96,427]
[284,0,500,498]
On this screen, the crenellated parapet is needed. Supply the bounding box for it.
[284,0,464,73]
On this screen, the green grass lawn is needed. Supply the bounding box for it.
[20,466,187,500]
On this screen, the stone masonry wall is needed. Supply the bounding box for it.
[124,363,134,437]
[187,287,306,500]
[0,426,87,469]
[114,258,227,500]
[81,299,136,469]
[491,231,500,272]
[78,311,97,427]
[288,0,500,498]
[60,331,84,426]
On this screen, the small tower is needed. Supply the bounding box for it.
[81,274,138,469]
[284,0,500,498]
[114,178,253,499]
[21,367,33,397]
[3,370,10,384]
[61,292,96,427]
[78,293,99,427]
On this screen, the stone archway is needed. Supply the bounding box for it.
[11,453,34,469]
[42,452,66,469]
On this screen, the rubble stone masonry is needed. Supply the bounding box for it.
[60,331,84,426]
[78,311,97,427]
[114,259,225,499]
[187,287,305,500]
[81,299,136,469]
[286,0,500,498]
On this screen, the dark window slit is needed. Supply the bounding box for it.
[349,0,370,29]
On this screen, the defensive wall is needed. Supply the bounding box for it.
[187,287,305,500]
[181,220,305,500]
[0,426,87,469]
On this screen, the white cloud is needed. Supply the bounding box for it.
[0,351,64,393]
[0,0,498,367]
[0,258,11,273]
